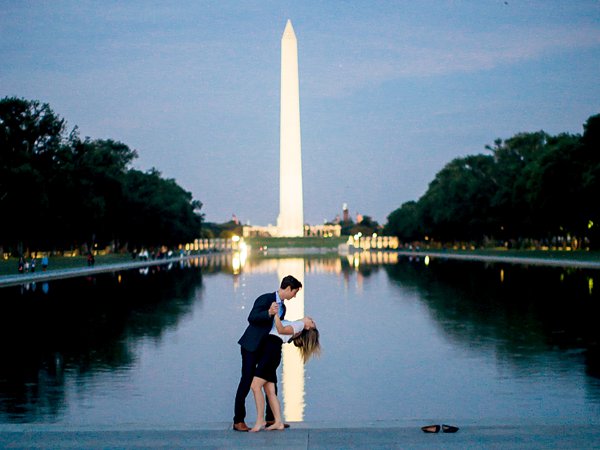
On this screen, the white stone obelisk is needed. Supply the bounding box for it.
[277,20,304,237]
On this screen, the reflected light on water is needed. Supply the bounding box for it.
[305,258,342,274]
[500,269,504,283]
[344,251,399,269]
[590,277,594,295]
[278,258,305,422]
[232,252,397,276]
[232,254,241,274]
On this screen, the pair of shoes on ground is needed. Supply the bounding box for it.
[233,421,290,432]
[421,424,459,433]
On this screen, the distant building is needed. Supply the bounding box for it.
[242,224,279,238]
[242,223,340,238]
[304,223,341,237]
[342,203,349,222]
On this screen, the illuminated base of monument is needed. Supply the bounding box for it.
[241,224,342,238]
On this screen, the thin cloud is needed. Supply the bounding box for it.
[305,24,600,97]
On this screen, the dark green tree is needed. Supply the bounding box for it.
[523,133,584,239]
[580,114,600,247]
[67,137,137,248]
[486,131,549,238]
[122,169,203,248]
[384,201,422,241]
[1,97,204,252]
[418,154,497,241]
[385,114,600,248]
[0,97,68,252]
[348,215,380,237]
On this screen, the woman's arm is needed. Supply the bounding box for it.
[274,313,295,334]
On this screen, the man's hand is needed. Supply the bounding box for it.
[268,302,279,317]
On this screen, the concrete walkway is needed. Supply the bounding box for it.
[0,255,201,288]
[1,421,600,449]
[397,250,600,269]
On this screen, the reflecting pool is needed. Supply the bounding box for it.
[1,253,599,425]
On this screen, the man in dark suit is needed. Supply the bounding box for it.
[233,275,302,432]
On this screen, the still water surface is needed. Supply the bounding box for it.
[1,254,599,426]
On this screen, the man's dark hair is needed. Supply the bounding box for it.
[280,275,302,290]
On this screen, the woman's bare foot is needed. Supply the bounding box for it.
[249,421,266,432]
[266,421,285,431]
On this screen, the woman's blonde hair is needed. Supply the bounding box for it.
[292,328,321,363]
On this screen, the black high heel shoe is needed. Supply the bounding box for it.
[421,424,440,433]
[442,424,459,433]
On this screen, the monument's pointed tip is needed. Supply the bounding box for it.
[283,19,296,38]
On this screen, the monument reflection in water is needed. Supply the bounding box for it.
[0,252,599,425]
[278,258,305,422]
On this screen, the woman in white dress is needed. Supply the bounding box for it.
[249,304,320,432]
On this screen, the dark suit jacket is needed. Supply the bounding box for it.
[238,292,286,352]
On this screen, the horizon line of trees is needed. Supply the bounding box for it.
[0,97,203,255]
[384,113,600,249]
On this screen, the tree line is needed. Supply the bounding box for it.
[0,97,203,255]
[384,114,600,249]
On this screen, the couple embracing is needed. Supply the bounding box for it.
[233,275,321,432]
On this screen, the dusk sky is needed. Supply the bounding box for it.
[2,1,599,226]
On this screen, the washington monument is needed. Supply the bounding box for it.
[277,20,304,237]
